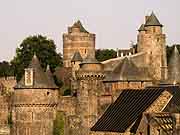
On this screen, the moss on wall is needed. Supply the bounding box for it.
[53,111,65,135]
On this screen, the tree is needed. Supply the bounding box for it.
[11,35,63,81]
[95,49,117,62]
[0,61,14,77]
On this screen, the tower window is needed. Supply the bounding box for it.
[157,38,160,42]
[153,27,156,33]
[25,68,33,86]
[47,91,50,95]
[85,49,86,54]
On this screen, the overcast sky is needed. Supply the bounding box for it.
[0,0,179,61]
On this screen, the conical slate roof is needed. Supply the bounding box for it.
[15,54,58,89]
[167,46,180,84]
[80,53,100,65]
[105,57,151,81]
[145,12,163,27]
[46,65,58,88]
[138,24,146,31]
[71,51,83,62]
[72,20,89,33]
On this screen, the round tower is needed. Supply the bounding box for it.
[137,12,167,80]
[76,54,105,135]
[12,55,58,135]
[63,20,95,67]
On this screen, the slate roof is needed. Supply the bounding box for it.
[91,87,165,132]
[167,46,180,84]
[80,53,100,65]
[145,12,163,27]
[104,57,151,81]
[71,51,83,62]
[138,24,146,31]
[72,20,89,33]
[15,54,58,89]
[46,65,58,88]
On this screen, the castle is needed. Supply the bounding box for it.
[0,12,180,135]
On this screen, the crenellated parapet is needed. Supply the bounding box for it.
[77,71,105,80]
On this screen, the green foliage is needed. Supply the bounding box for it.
[0,61,14,77]
[53,112,64,135]
[63,88,71,96]
[95,49,117,62]
[53,75,64,88]
[11,35,63,81]
[8,112,13,128]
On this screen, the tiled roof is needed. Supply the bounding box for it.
[71,51,83,62]
[145,12,163,27]
[138,24,146,31]
[15,54,58,89]
[91,87,165,132]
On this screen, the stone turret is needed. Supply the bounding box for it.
[76,54,105,135]
[63,20,95,67]
[71,51,83,72]
[137,12,167,80]
[12,54,58,135]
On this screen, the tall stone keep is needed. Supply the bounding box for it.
[76,54,105,135]
[137,12,167,80]
[63,20,95,67]
[12,55,58,135]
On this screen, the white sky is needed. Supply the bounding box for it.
[0,0,179,61]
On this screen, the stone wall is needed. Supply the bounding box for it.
[0,95,10,135]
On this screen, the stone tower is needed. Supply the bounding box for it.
[12,55,58,135]
[63,20,95,67]
[76,54,105,135]
[137,12,167,80]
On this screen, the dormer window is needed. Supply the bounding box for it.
[25,68,33,86]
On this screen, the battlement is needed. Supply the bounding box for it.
[77,71,105,80]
